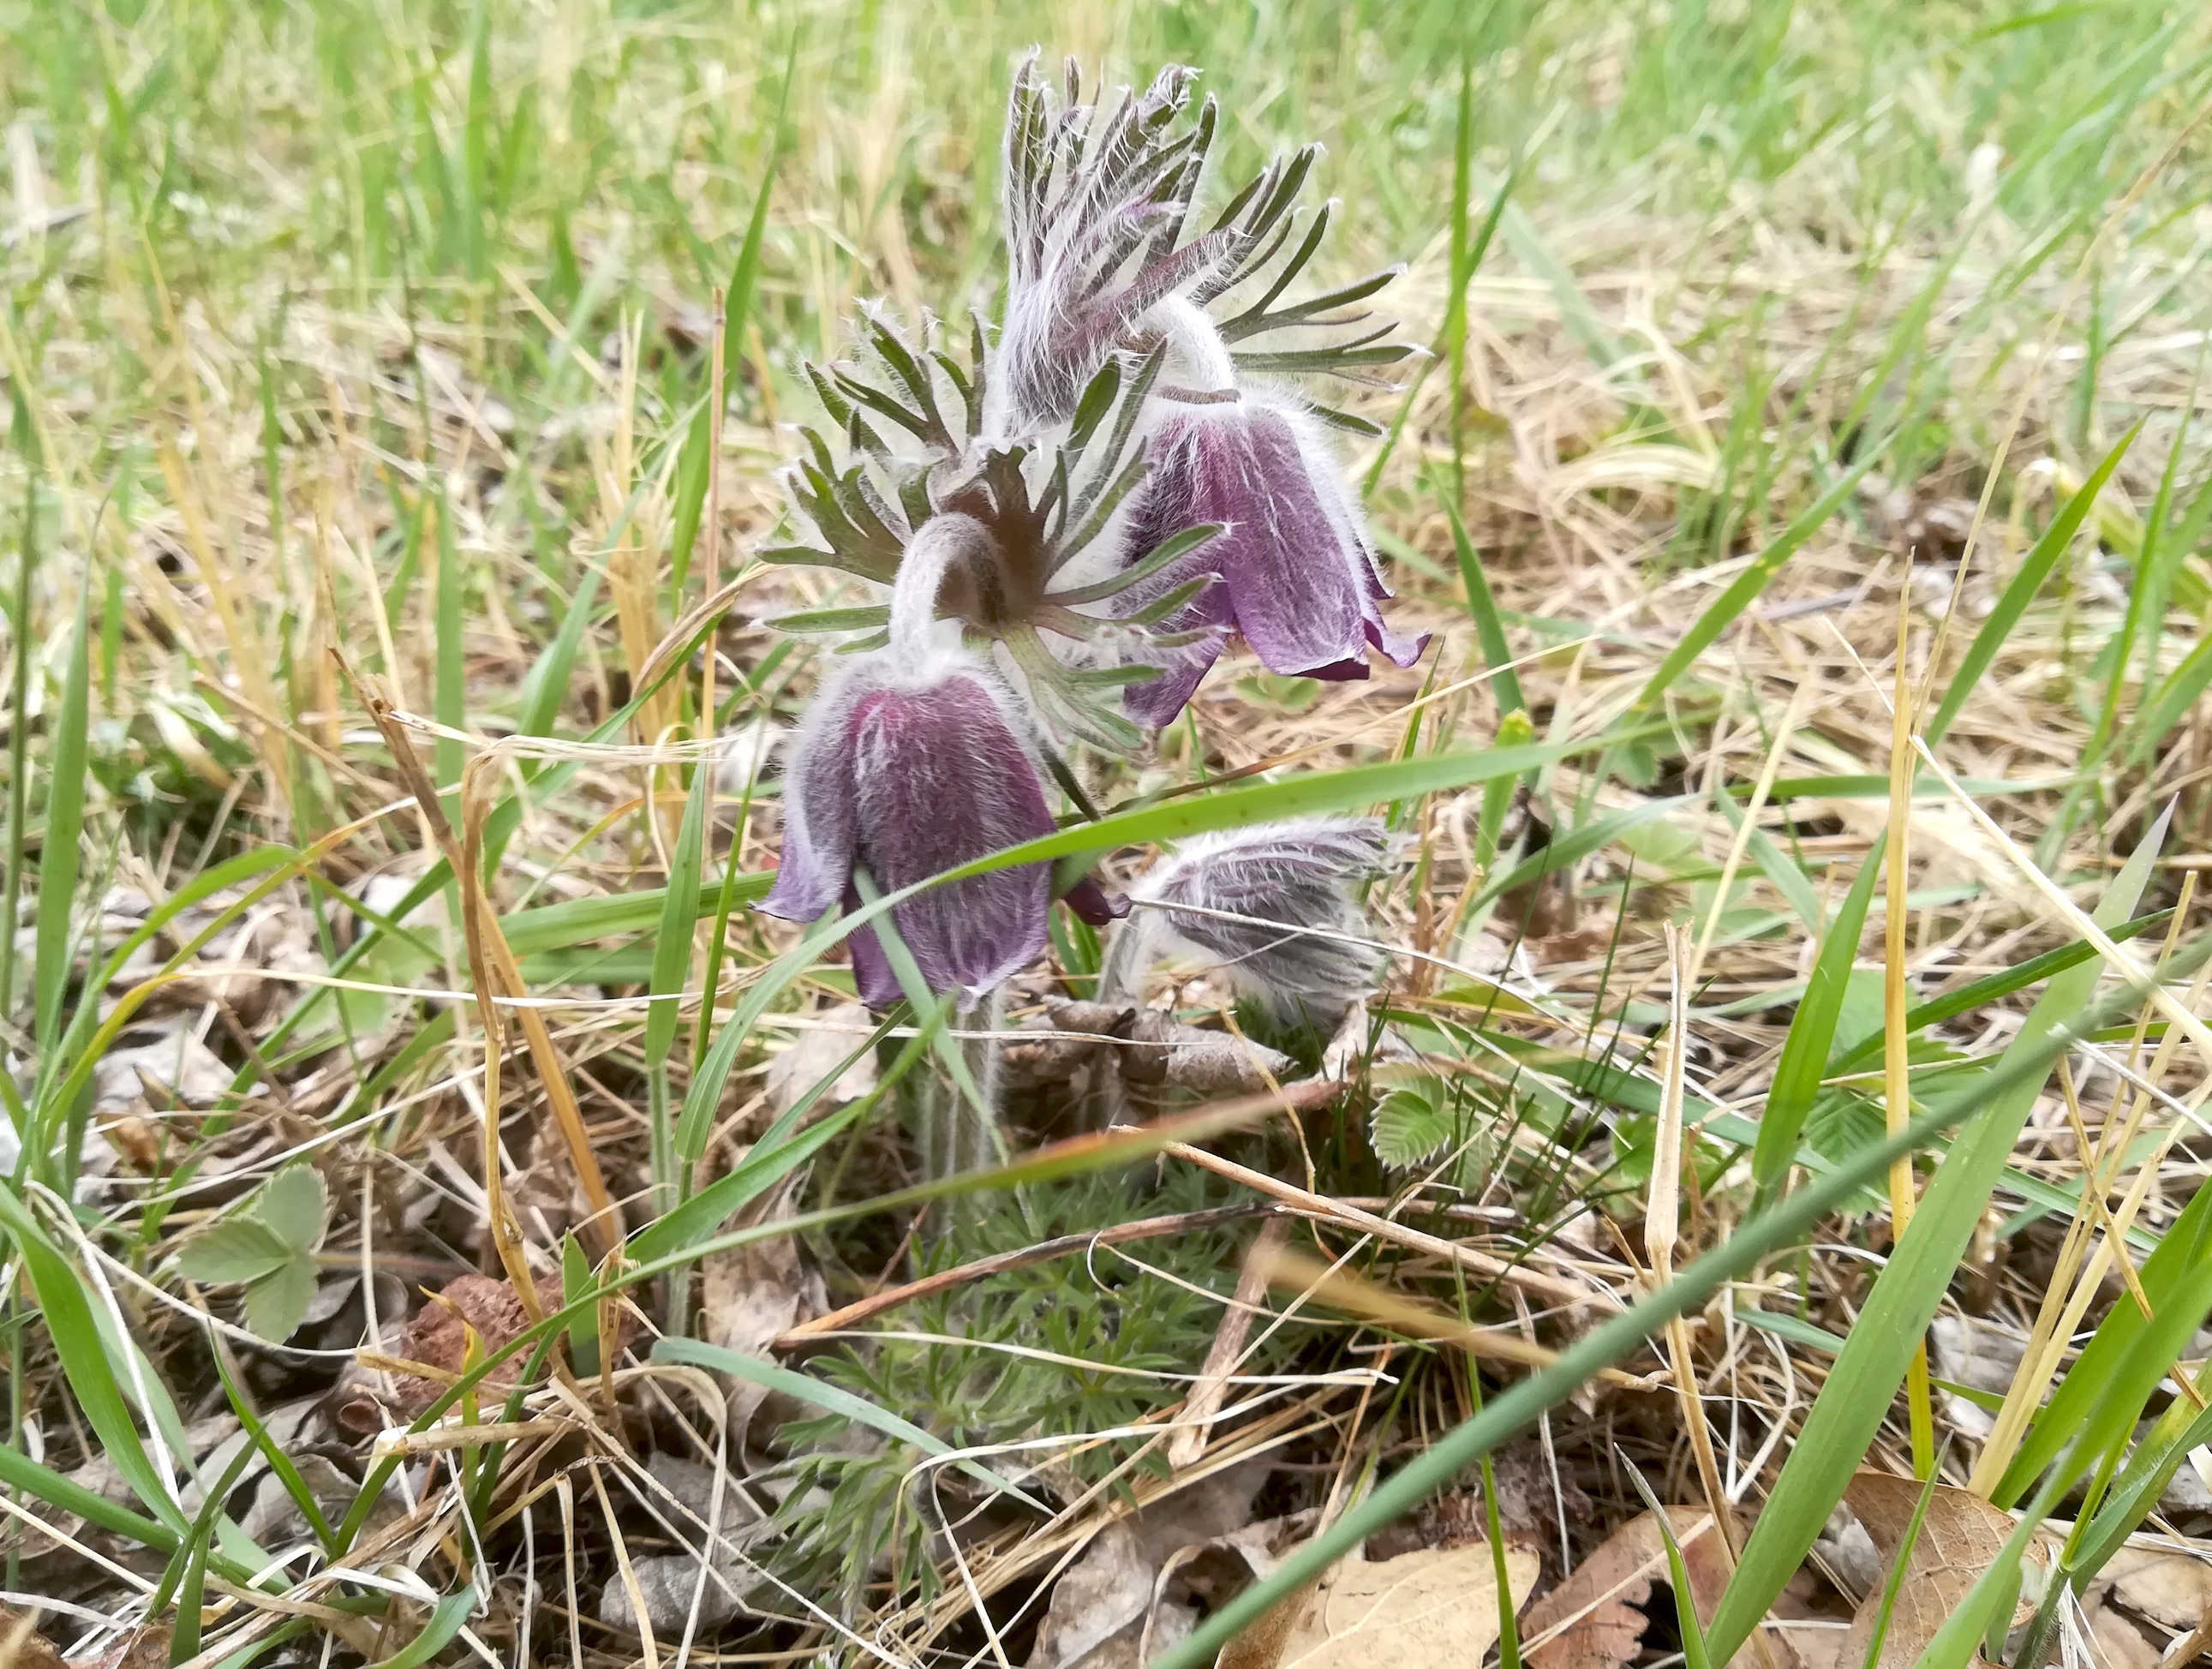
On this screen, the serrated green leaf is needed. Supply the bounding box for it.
[177,1219,293,1285]
[242,1259,319,1343]
[1371,1086,1453,1167]
[254,1165,328,1255]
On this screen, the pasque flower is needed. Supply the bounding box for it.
[762,59,1422,1014]
[1116,397,1429,728]
[761,517,1119,1009]
[1103,817,1401,1015]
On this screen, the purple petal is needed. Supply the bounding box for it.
[1061,874,1128,926]
[1124,631,1225,727]
[846,911,906,1011]
[1204,412,1366,676]
[758,673,859,923]
[1366,614,1431,669]
[1302,652,1373,685]
[1354,539,1430,669]
[1300,617,1428,683]
[1118,442,1235,726]
[848,673,1061,1002]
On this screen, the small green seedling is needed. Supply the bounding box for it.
[176,1164,331,1342]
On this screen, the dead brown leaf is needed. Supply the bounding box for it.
[344,1270,637,1427]
[1521,1507,1793,1669]
[61,1625,166,1669]
[0,1607,63,1669]
[701,1175,824,1445]
[2082,1594,2162,1669]
[1838,1471,2049,1669]
[1028,1463,1269,1669]
[2095,1541,2212,1630]
[1220,1541,1539,1669]
[764,1003,879,1114]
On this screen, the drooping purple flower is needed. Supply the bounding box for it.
[1104,817,1402,1015]
[760,652,1121,1010]
[1117,401,1429,728]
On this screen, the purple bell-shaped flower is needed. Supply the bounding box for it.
[761,517,1121,1009]
[1118,398,1428,728]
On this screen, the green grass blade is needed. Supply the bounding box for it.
[366,1592,475,1669]
[1365,135,1518,496]
[1492,192,1629,376]
[0,1437,178,1552]
[1435,471,1524,716]
[1149,990,2148,1669]
[500,872,769,960]
[1994,1169,2212,1504]
[1854,1466,1941,1669]
[560,1233,598,1375]
[1923,420,2142,747]
[269,593,738,1047]
[1620,1457,1713,1669]
[635,1008,910,1263]
[2093,396,2191,752]
[1468,795,1692,914]
[515,567,601,743]
[666,398,713,595]
[721,27,797,382]
[2118,464,2212,758]
[1823,906,2172,1080]
[459,0,491,279]
[32,583,88,1055]
[2126,630,2212,769]
[1634,449,1886,711]
[1702,803,2168,1663]
[0,394,40,1021]
[0,1181,188,1532]
[1907,1453,2078,1669]
[433,488,464,793]
[212,1343,333,1551]
[643,762,711,1068]
[1715,793,1823,932]
[1752,842,1883,1205]
[2071,1393,2212,1581]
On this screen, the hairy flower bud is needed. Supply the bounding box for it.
[996,63,1243,431]
[1107,817,1402,1014]
[1117,402,1428,727]
[761,654,1120,1009]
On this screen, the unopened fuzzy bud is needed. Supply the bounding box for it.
[1105,817,1402,1016]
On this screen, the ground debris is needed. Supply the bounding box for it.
[597,1453,771,1637]
[1027,1463,1270,1669]
[342,1270,630,1427]
[1838,1471,2052,1669]
[0,1606,64,1669]
[1520,1505,1798,1669]
[1219,1540,1540,1669]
